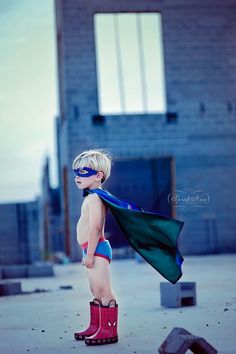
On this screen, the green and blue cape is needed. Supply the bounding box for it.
[83,187,184,284]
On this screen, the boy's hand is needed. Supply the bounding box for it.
[82,254,94,269]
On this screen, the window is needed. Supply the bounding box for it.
[94,13,167,115]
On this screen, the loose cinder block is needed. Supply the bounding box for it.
[158,327,217,354]
[160,282,196,308]
[0,282,22,296]
[2,265,27,279]
[27,264,54,277]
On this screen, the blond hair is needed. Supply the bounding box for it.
[72,149,112,183]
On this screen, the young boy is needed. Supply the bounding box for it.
[73,149,118,346]
[72,148,184,345]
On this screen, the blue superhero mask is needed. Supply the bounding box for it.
[73,167,98,178]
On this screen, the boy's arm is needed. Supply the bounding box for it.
[86,194,104,256]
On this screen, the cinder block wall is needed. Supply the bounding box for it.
[0,202,40,265]
[55,0,236,260]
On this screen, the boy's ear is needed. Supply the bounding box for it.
[96,171,104,181]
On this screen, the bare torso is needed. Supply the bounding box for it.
[76,195,108,245]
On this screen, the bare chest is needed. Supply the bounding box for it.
[76,200,89,243]
[76,197,107,245]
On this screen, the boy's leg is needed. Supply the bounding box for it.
[86,274,102,302]
[86,257,116,305]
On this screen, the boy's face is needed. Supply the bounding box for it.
[74,166,103,189]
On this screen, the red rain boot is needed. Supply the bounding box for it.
[74,298,102,340]
[85,299,118,345]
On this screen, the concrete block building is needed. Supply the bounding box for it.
[55,0,236,261]
[0,200,40,265]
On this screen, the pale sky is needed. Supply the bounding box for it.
[0,0,58,203]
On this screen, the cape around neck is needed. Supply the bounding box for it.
[82,187,104,197]
[82,187,142,211]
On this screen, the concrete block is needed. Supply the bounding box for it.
[160,282,196,308]
[27,264,54,277]
[0,281,22,296]
[158,327,217,354]
[2,265,27,279]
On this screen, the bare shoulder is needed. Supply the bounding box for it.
[87,193,101,200]
[87,193,102,205]
[87,193,107,209]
